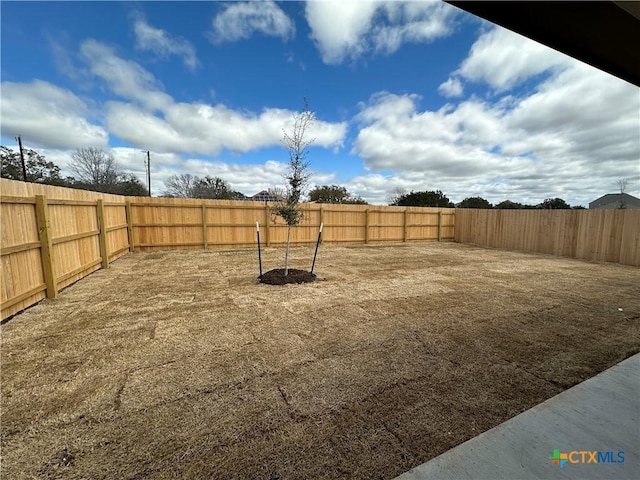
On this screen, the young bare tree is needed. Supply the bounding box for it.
[69,147,119,188]
[274,99,315,276]
[617,178,628,194]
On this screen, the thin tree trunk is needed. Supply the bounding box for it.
[284,225,291,276]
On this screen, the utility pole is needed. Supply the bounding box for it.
[16,135,27,181]
[146,151,151,197]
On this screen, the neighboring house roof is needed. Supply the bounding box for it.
[589,193,640,209]
[251,190,285,202]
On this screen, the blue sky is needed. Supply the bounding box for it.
[2,1,638,205]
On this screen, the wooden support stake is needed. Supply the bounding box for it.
[264,204,271,247]
[256,221,262,277]
[403,209,408,242]
[202,204,208,249]
[438,211,443,242]
[365,209,370,244]
[125,201,135,252]
[96,200,109,268]
[319,205,324,234]
[35,195,57,298]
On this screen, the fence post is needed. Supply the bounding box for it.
[202,203,208,249]
[452,210,455,242]
[96,199,109,268]
[125,201,135,252]
[403,208,408,242]
[35,195,57,299]
[264,204,271,247]
[438,211,443,242]
[365,208,370,244]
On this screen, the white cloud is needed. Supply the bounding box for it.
[112,148,180,172]
[343,173,418,205]
[354,92,505,166]
[110,148,185,195]
[305,1,457,64]
[105,103,180,150]
[352,58,640,206]
[34,148,76,173]
[105,101,347,156]
[305,1,378,64]
[457,26,572,90]
[438,77,463,98]
[6,42,347,164]
[134,19,198,70]
[210,1,294,43]
[49,38,84,82]
[371,2,455,54]
[0,80,108,149]
[503,62,640,162]
[80,39,173,111]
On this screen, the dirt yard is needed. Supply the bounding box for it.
[1,242,639,479]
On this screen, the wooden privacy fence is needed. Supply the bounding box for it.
[1,181,130,319]
[4,178,638,321]
[127,198,453,250]
[0,179,453,319]
[455,208,640,267]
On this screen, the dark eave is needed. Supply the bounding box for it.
[446,1,640,87]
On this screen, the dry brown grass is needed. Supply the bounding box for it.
[1,242,639,479]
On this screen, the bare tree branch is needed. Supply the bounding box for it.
[69,148,119,187]
[163,174,197,198]
[387,187,407,206]
[617,178,628,194]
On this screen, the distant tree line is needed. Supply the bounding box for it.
[1,146,148,196]
[389,190,585,209]
[162,173,245,200]
[459,196,585,209]
[390,190,454,207]
[308,184,367,204]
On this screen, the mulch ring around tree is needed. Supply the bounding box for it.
[259,268,317,285]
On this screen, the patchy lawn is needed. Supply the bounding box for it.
[1,242,639,479]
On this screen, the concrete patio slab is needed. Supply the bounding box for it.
[396,353,640,480]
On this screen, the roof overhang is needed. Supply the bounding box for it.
[445,1,640,87]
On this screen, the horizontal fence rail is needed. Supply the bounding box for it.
[0,179,453,320]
